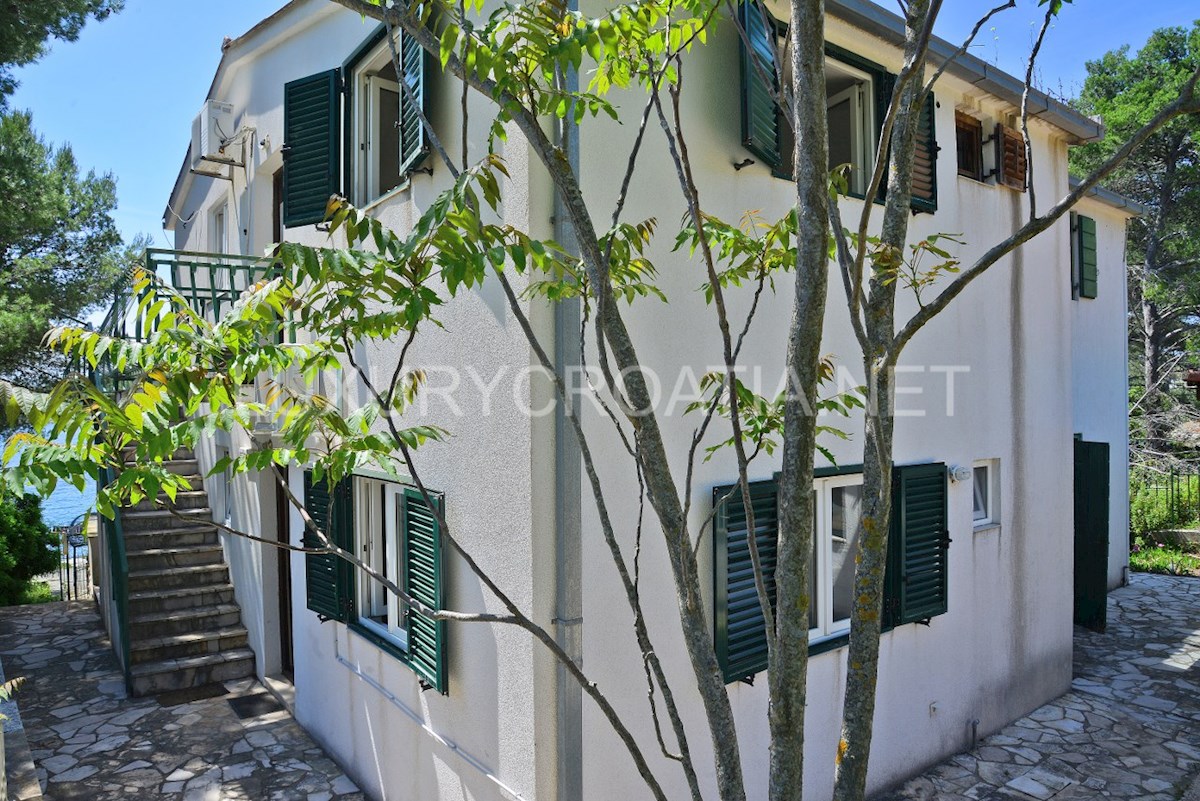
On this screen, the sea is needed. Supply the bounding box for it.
[2,436,97,526]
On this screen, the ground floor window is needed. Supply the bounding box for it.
[354,477,409,651]
[810,474,864,641]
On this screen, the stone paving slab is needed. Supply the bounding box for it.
[877,574,1200,800]
[0,601,363,800]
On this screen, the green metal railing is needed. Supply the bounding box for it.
[89,249,277,687]
[99,465,132,690]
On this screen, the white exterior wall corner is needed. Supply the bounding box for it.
[1070,196,1133,591]
[572,10,1079,801]
[170,6,551,800]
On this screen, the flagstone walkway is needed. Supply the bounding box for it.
[878,573,1200,800]
[0,601,363,801]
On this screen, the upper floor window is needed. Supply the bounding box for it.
[737,2,937,212]
[956,112,984,181]
[281,26,429,228]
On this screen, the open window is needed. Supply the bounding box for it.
[282,26,429,226]
[738,3,936,211]
[956,112,984,182]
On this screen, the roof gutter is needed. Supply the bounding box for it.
[827,0,1104,143]
[1068,176,1150,216]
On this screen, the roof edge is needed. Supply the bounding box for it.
[1068,176,1150,217]
[827,0,1104,144]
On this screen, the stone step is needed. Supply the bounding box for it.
[128,585,235,616]
[126,544,225,573]
[129,602,243,639]
[123,447,195,462]
[123,525,220,552]
[123,458,201,477]
[130,490,210,512]
[120,507,214,533]
[129,626,249,665]
[128,563,230,593]
[129,648,256,697]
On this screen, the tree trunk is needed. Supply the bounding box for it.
[832,5,929,799]
[769,0,830,798]
[1142,298,1167,454]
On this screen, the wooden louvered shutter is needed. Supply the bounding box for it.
[283,70,341,227]
[738,1,781,169]
[889,463,949,625]
[1076,213,1098,299]
[401,486,447,694]
[398,31,429,176]
[713,479,778,683]
[995,123,1028,192]
[910,93,938,213]
[303,470,354,622]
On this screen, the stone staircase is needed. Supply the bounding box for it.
[118,449,255,696]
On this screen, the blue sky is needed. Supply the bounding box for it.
[9,0,1199,246]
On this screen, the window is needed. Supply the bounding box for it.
[210,203,227,253]
[350,44,405,204]
[738,3,937,211]
[302,471,448,693]
[282,26,428,227]
[973,464,991,525]
[355,478,407,648]
[956,112,984,181]
[1071,212,1098,299]
[713,463,949,683]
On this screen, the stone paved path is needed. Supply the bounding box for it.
[0,601,364,800]
[878,573,1200,800]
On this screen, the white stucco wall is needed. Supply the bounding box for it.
[572,11,1085,801]
[163,2,1133,800]
[171,4,557,800]
[1070,197,1132,591]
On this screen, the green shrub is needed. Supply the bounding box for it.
[0,494,60,605]
[1129,473,1200,539]
[18,581,52,604]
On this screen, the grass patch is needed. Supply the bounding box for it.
[1131,536,1200,576]
[17,581,53,605]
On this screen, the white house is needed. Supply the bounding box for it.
[97,0,1139,798]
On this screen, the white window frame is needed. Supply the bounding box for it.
[972,460,999,528]
[825,60,876,196]
[352,40,405,207]
[209,203,228,254]
[810,473,865,643]
[354,477,409,651]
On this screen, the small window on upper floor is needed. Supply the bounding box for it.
[956,112,984,181]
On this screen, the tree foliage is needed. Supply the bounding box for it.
[0,109,133,388]
[0,0,123,104]
[1071,23,1200,461]
[0,493,59,606]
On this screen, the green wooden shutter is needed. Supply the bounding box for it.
[398,32,429,176]
[713,479,778,683]
[1077,214,1098,299]
[401,486,447,694]
[889,463,949,625]
[303,470,354,622]
[910,93,938,213]
[283,69,341,227]
[738,1,781,169]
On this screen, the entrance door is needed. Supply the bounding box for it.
[1073,439,1110,632]
[276,481,295,678]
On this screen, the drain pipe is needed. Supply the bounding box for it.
[970,718,981,750]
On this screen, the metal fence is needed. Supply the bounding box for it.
[48,522,92,602]
[1131,463,1200,538]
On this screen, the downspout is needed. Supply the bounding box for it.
[553,12,584,800]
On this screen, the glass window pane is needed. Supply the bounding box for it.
[831,484,863,625]
[973,466,989,522]
[378,87,402,196]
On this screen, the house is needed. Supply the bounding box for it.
[91,0,1137,798]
